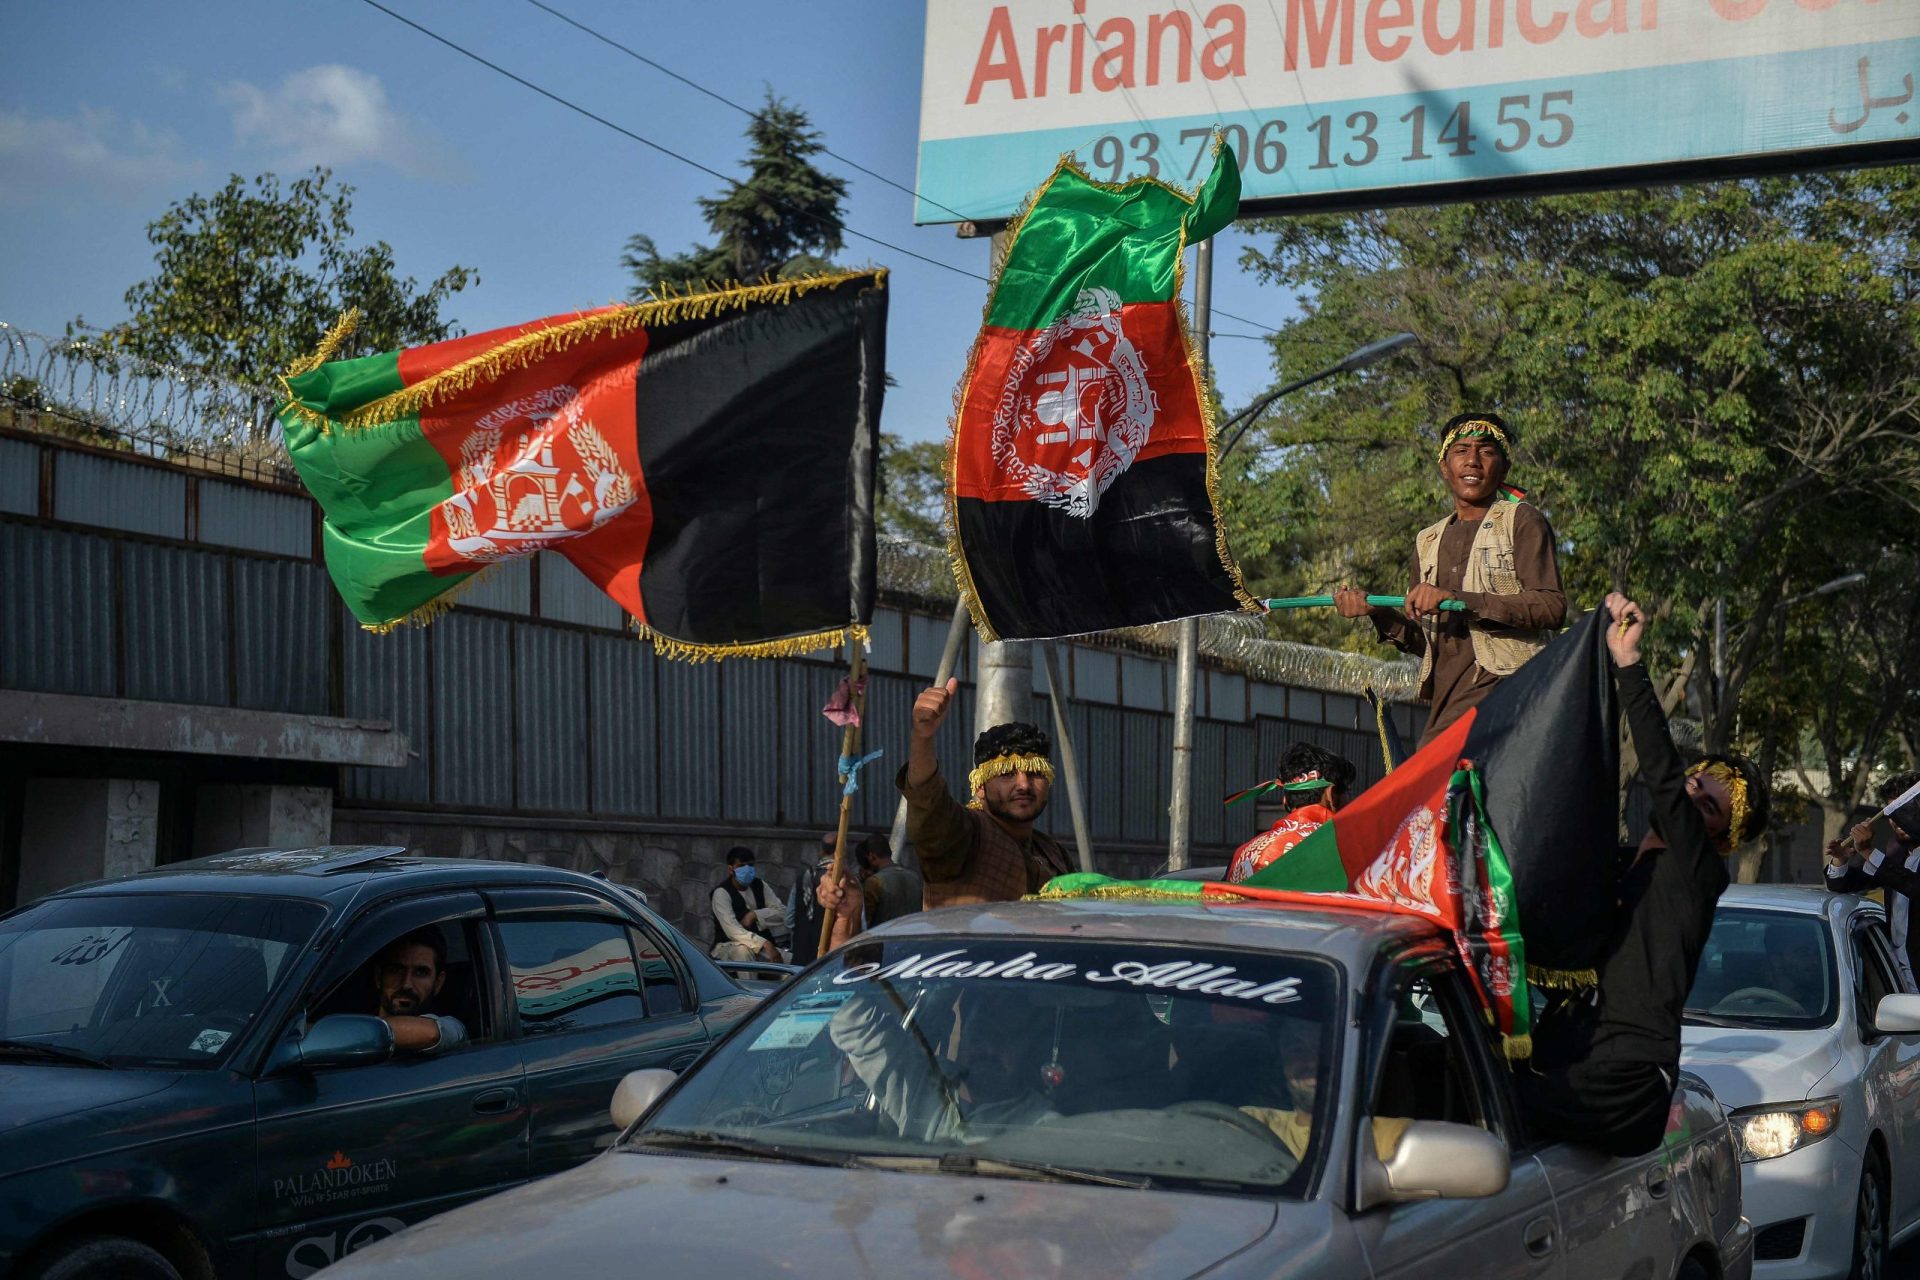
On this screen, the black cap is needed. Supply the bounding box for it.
[974,721,1050,765]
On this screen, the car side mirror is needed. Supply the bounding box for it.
[610,1068,679,1131]
[1874,993,1920,1035]
[266,1014,394,1074]
[1357,1120,1511,1209]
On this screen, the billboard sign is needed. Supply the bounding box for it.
[916,0,1920,224]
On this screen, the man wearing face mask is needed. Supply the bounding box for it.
[710,847,790,963]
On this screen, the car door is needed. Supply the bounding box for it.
[1853,915,1920,1233]
[248,892,529,1280]
[1351,961,1563,1280]
[488,887,710,1179]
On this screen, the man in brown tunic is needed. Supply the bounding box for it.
[819,677,1075,948]
[1336,412,1566,748]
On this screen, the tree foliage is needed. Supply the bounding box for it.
[94,168,477,388]
[623,95,848,295]
[877,432,946,546]
[1225,170,1920,847]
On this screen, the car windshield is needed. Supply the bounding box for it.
[1684,908,1836,1029]
[0,893,323,1069]
[635,937,1339,1195]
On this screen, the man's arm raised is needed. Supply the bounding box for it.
[901,678,977,885]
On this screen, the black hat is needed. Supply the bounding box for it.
[973,721,1050,764]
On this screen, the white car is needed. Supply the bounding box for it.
[1680,884,1920,1279]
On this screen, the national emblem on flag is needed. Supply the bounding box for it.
[277,271,887,659]
[947,143,1258,641]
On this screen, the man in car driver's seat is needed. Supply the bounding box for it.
[1513,593,1768,1157]
[373,928,467,1054]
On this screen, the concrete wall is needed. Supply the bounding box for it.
[16,777,159,902]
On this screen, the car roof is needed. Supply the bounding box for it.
[1717,882,1866,919]
[865,895,1438,967]
[36,846,621,905]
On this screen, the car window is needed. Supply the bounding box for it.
[1685,908,1836,1029]
[1372,970,1493,1151]
[1853,924,1900,1026]
[310,917,491,1053]
[630,925,687,1016]
[637,937,1341,1197]
[499,918,647,1034]
[0,894,322,1069]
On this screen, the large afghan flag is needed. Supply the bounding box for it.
[948,145,1257,641]
[1041,606,1624,1054]
[278,271,887,659]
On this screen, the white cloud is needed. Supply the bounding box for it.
[0,106,201,205]
[221,64,464,181]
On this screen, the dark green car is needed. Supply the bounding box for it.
[0,846,764,1280]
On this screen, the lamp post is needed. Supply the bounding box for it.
[1167,315,1419,870]
[1217,331,1418,461]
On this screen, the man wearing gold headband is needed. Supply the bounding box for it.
[1335,411,1566,748]
[819,678,1075,948]
[1514,592,1770,1157]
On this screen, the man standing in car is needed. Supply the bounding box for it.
[1825,772,1920,988]
[1334,412,1566,748]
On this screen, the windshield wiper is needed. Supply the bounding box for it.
[628,1129,856,1168]
[865,1152,1150,1189]
[0,1039,111,1068]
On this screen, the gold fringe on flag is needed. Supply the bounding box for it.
[281,270,886,434]
[637,623,868,663]
[1501,1033,1533,1061]
[941,151,1259,642]
[1530,966,1600,991]
[285,308,363,381]
[358,562,500,634]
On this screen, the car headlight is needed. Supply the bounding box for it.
[1731,1097,1841,1163]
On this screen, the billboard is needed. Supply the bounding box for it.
[916,0,1920,224]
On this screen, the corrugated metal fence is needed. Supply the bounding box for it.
[1,429,1414,859]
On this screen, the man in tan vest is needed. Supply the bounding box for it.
[1335,412,1566,748]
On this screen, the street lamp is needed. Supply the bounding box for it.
[1714,572,1867,704]
[1217,331,1418,460]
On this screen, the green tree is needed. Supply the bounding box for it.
[877,432,946,545]
[622,94,848,295]
[1226,172,1920,870]
[91,168,476,388]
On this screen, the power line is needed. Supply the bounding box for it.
[355,0,984,283]
[358,0,1282,335]
[522,0,976,224]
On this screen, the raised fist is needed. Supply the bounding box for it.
[1604,592,1644,669]
[912,677,960,741]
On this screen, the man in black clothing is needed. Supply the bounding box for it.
[1514,591,1769,1157]
[1824,771,1920,989]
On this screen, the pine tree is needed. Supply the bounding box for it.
[622,94,848,295]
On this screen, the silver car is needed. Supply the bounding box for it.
[327,898,1751,1279]
[1680,884,1920,1279]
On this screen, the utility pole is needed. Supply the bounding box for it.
[1167,236,1212,871]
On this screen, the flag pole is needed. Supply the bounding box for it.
[1041,642,1094,872]
[891,599,972,870]
[820,637,869,955]
[1167,235,1213,872]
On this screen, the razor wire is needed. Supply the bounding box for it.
[876,535,1421,702]
[0,323,292,475]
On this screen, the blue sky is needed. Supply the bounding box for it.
[0,0,1295,444]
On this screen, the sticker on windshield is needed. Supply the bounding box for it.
[189,1029,233,1053]
[748,990,852,1052]
[831,948,1304,1005]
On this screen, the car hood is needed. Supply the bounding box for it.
[1679,1026,1839,1108]
[0,1065,181,1165]
[326,1149,1282,1279]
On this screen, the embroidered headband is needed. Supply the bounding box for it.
[1685,760,1751,852]
[968,752,1055,804]
[1223,769,1335,807]
[1437,417,1526,503]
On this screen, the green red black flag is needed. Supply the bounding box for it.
[1040,606,1623,1056]
[277,272,887,659]
[947,144,1257,641]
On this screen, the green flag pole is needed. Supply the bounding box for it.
[1263,594,1467,612]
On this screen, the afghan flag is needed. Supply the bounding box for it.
[278,271,887,659]
[1040,606,1624,1055]
[947,144,1257,641]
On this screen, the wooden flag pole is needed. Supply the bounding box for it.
[819,639,870,954]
